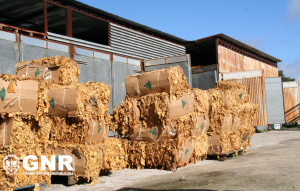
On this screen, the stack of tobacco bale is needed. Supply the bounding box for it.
[111,66,210,171]
[0,56,116,190]
[207,81,257,157]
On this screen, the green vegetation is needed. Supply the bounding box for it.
[278,70,295,82]
[282,124,300,129]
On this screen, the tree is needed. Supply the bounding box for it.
[278,70,295,82]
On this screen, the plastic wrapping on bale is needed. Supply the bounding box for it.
[0,117,52,191]
[125,66,189,100]
[215,81,250,104]
[15,56,80,86]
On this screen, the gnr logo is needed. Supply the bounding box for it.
[3,154,74,175]
[3,154,20,176]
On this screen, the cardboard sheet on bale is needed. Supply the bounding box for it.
[177,139,195,165]
[207,134,222,155]
[0,78,38,114]
[129,123,176,142]
[192,114,210,137]
[0,117,13,147]
[47,88,77,117]
[126,66,189,99]
[16,56,80,85]
[232,116,241,132]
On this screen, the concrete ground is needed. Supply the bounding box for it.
[48,129,300,191]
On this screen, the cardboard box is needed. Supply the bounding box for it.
[0,78,38,114]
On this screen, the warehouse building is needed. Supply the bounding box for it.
[0,0,290,128]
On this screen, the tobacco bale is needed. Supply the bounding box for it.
[170,112,209,146]
[126,66,189,99]
[110,97,141,136]
[191,89,210,115]
[16,56,80,86]
[215,81,250,104]
[101,138,128,172]
[0,117,52,191]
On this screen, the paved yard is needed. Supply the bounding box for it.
[48,129,300,191]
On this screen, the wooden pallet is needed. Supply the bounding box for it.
[207,149,244,161]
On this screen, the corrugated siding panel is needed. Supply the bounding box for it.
[227,77,268,126]
[219,46,278,77]
[283,83,300,123]
[218,46,243,73]
[110,23,185,60]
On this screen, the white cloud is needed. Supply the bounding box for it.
[286,0,300,22]
[278,57,300,81]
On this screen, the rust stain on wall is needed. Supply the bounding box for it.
[218,46,278,78]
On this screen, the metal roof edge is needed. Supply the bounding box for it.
[61,0,187,44]
[191,33,281,63]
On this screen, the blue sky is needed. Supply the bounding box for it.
[80,0,300,80]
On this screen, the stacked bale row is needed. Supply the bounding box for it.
[111,66,210,171]
[207,81,257,156]
[0,56,121,190]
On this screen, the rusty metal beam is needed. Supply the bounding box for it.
[66,6,72,37]
[0,22,46,37]
[43,1,48,34]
